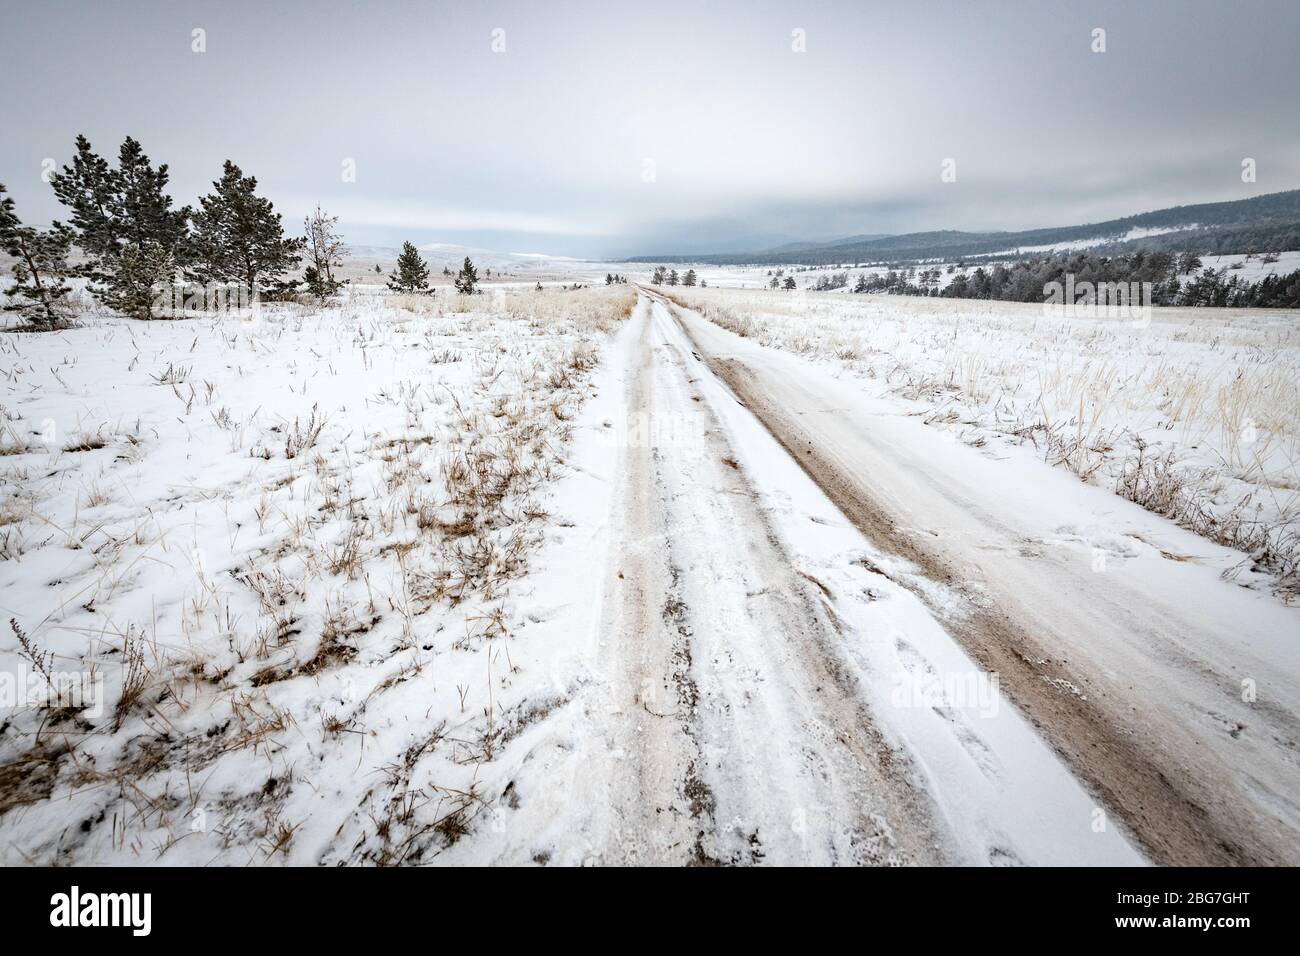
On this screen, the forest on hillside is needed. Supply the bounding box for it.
[844,250,1300,308]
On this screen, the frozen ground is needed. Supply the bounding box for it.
[0,287,635,863]
[1,282,1296,865]
[667,286,1300,599]
[658,289,1300,864]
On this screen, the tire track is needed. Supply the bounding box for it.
[587,295,947,865]
[665,296,1296,866]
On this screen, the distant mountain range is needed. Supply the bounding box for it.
[628,190,1300,266]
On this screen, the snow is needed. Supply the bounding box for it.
[1201,250,1300,282]
[662,286,1300,863]
[0,287,636,864]
[3,277,1296,865]
[648,293,1144,865]
[669,286,1300,600]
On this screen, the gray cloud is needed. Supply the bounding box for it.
[2,0,1297,258]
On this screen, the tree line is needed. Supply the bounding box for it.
[853,250,1300,309]
[649,266,703,287]
[0,134,487,331]
[0,135,349,329]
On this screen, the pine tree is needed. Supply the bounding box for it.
[783,276,796,290]
[667,269,679,286]
[651,266,666,285]
[0,185,14,239]
[454,256,479,294]
[388,241,432,293]
[49,135,189,318]
[682,269,697,286]
[114,243,179,318]
[115,137,189,260]
[0,183,75,330]
[189,161,303,299]
[302,266,327,300]
[48,135,117,261]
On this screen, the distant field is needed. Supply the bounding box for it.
[666,285,1300,596]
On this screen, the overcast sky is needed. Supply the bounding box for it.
[2,0,1298,258]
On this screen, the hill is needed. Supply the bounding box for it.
[629,190,1300,265]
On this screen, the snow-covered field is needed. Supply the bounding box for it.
[657,289,1300,865]
[0,286,634,863]
[666,286,1300,598]
[2,281,1297,866]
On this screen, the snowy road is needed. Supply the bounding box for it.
[652,292,1300,866]
[554,292,1145,865]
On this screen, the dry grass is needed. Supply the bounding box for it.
[0,282,636,864]
[671,285,1300,597]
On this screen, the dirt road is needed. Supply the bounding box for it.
[566,293,1144,865]
[578,294,945,864]
[656,291,1300,866]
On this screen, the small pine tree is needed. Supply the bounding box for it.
[682,269,697,287]
[0,183,75,331]
[667,269,679,286]
[388,241,432,294]
[189,160,303,299]
[113,242,177,318]
[302,266,331,301]
[783,276,797,290]
[651,266,666,285]
[454,256,479,294]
